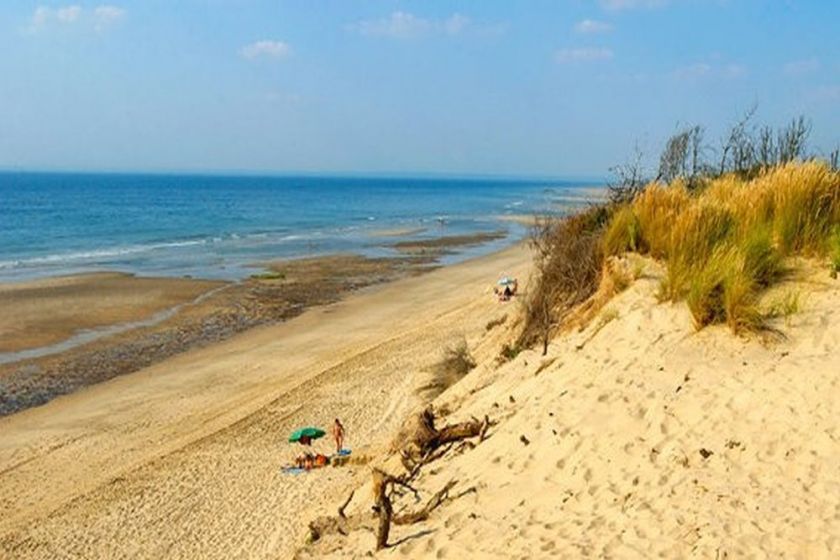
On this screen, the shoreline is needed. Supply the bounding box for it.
[0,241,532,559]
[0,234,521,417]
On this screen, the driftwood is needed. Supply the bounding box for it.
[398,408,493,471]
[307,409,493,552]
[372,469,394,550]
[373,468,459,549]
[337,489,355,519]
[393,479,458,525]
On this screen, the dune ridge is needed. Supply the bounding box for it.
[298,258,840,558]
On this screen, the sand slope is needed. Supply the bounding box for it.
[0,245,530,559]
[303,260,840,559]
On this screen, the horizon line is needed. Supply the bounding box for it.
[0,166,608,184]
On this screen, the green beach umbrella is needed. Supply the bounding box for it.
[288,427,326,444]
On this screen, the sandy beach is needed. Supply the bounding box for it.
[2,241,840,559]
[0,244,531,559]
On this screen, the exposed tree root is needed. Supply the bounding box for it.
[303,408,494,553]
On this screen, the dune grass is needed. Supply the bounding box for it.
[416,339,476,399]
[604,160,840,333]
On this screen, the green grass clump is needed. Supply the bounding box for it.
[250,270,286,280]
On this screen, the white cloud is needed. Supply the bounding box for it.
[240,40,291,60]
[575,19,613,34]
[31,7,52,27]
[783,58,820,76]
[601,0,668,11]
[350,11,432,38]
[30,5,81,29]
[94,5,126,30]
[347,11,475,39]
[27,5,125,32]
[555,47,614,63]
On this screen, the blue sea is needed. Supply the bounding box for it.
[0,172,603,282]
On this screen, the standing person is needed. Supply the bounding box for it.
[332,418,345,454]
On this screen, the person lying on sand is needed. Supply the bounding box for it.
[294,452,330,470]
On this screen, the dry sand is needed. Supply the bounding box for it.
[300,258,840,559]
[0,245,531,559]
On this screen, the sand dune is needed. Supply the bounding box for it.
[0,245,530,559]
[300,259,840,558]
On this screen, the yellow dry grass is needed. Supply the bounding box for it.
[604,160,840,332]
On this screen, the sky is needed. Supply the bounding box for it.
[0,1,838,178]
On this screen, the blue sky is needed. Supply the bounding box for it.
[0,1,837,177]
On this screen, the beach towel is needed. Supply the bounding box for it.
[281,466,306,475]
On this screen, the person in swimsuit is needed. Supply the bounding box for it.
[332,418,345,454]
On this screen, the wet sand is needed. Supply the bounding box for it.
[392,231,507,254]
[0,273,223,353]
[0,255,436,416]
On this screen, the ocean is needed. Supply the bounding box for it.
[0,172,603,282]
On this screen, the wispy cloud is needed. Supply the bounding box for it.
[674,62,712,80]
[601,0,668,11]
[240,40,291,60]
[574,19,613,34]
[94,5,126,31]
[555,47,614,63]
[783,58,820,77]
[347,12,477,39]
[673,61,746,81]
[28,4,125,33]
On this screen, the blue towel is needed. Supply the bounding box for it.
[337,448,352,456]
[281,466,306,475]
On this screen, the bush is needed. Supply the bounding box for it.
[416,339,476,399]
[519,207,608,353]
